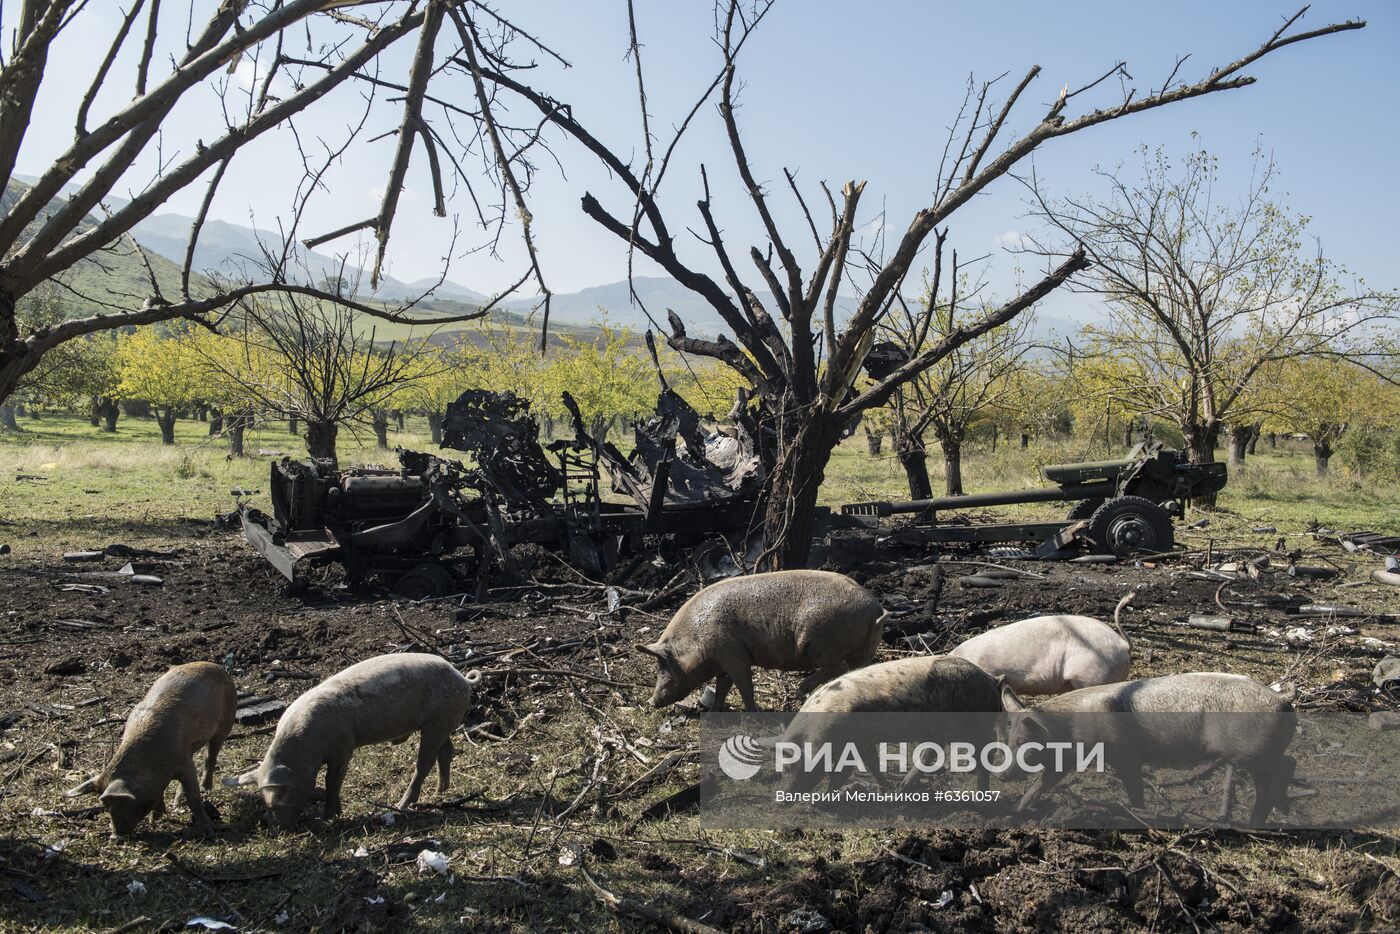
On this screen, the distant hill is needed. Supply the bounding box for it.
[3,179,186,314]
[8,175,1098,344]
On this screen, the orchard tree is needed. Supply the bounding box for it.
[199,295,424,464]
[406,342,483,444]
[994,366,1066,450]
[114,327,203,443]
[878,280,1036,497]
[1268,356,1372,476]
[474,1,1365,567]
[1029,147,1398,470]
[538,325,657,443]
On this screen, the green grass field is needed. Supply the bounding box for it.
[2,412,1395,542]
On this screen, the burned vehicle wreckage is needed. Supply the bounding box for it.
[236,387,768,598]
[237,383,1227,596]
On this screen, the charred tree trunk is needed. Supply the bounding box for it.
[428,412,443,444]
[373,410,390,449]
[863,426,883,456]
[306,420,338,464]
[1185,421,1222,507]
[1246,422,1262,455]
[156,409,177,445]
[1314,440,1333,477]
[939,432,965,496]
[1227,426,1251,468]
[1123,419,1135,448]
[99,398,119,432]
[227,411,250,457]
[0,401,19,432]
[759,417,841,570]
[896,435,934,502]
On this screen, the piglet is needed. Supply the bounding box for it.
[636,570,884,711]
[65,661,236,836]
[1000,672,1296,823]
[950,613,1130,695]
[226,653,479,827]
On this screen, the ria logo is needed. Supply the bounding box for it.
[718,733,766,780]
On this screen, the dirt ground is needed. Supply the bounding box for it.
[2,519,1400,932]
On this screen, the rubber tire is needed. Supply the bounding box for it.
[393,562,457,600]
[1086,496,1173,557]
[1066,498,1105,521]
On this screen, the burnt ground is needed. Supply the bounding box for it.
[2,522,1400,932]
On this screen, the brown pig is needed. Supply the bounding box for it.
[65,661,236,836]
[636,570,884,711]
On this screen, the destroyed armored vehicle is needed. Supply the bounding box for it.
[236,387,766,597]
[842,442,1227,557]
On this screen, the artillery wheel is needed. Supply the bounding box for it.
[1086,496,1173,557]
[1066,498,1105,520]
[392,563,458,600]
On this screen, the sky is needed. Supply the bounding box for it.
[10,1,1399,326]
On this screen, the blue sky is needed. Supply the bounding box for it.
[12,1,1397,324]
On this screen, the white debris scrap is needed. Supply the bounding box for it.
[416,849,450,875]
[126,880,146,897]
[1284,627,1315,645]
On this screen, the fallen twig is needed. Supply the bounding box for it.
[579,861,723,934]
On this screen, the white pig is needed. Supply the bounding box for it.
[949,614,1130,695]
[226,653,479,827]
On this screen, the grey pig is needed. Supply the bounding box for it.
[1000,672,1296,823]
[226,653,480,827]
[65,661,236,836]
[783,655,1005,791]
[636,570,884,711]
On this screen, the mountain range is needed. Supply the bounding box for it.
[9,176,1091,341]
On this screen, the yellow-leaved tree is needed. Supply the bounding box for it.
[115,327,206,444]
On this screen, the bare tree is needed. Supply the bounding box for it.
[196,294,426,465]
[877,273,1036,497]
[1028,147,1398,485]
[0,0,560,406]
[471,1,1363,567]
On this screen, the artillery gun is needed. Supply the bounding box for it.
[840,442,1226,557]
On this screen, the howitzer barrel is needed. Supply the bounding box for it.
[843,480,1116,518]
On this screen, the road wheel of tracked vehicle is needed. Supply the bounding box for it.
[392,563,458,600]
[1066,498,1105,521]
[1086,496,1173,557]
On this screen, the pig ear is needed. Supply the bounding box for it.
[999,681,1027,713]
[99,780,135,803]
[223,770,260,788]
[63,775,101,798]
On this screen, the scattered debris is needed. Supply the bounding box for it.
[186,918,236,931]
[233,697,287,727]
[43,657,86,676]
[62,551,105,562]
[125,881,146,897]
[415,849,449,875]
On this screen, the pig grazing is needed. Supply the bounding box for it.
[781,656,1005,792]
[1000,672,1296,823]
[65,662,236,836]
[227,653,479,827]
[636,570,884,711]
[950,614,1130,695]
[799,655,1002,714]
